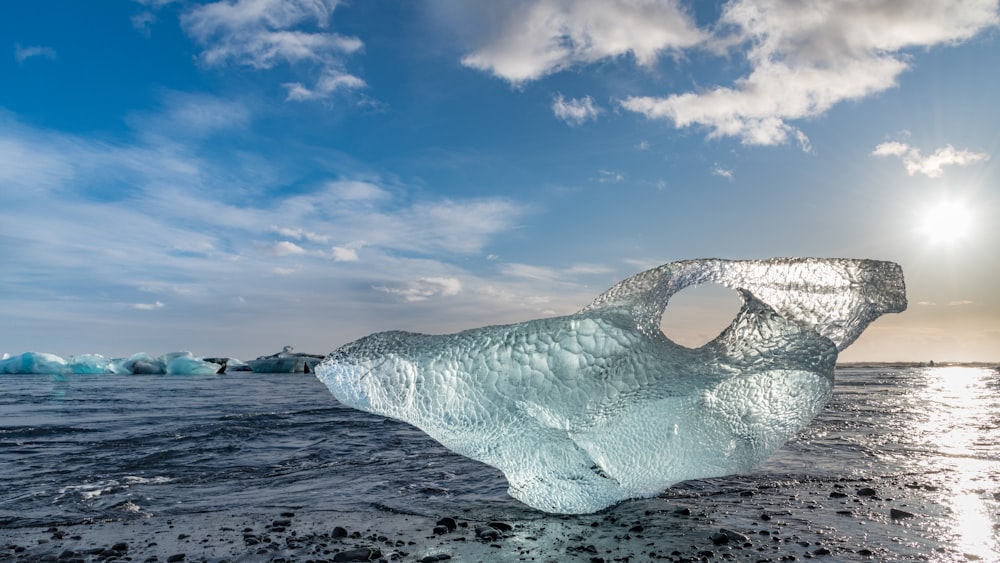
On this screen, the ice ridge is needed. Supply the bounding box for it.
[315,258,907,513]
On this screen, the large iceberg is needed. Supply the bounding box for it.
[316,258,907,514]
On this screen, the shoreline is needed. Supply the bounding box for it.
[2,472,965,563]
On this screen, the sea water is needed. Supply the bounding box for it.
[2,366,998,560]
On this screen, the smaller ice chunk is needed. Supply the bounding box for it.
[165,352,222,375]
[0,352,68,374]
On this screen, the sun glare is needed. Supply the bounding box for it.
[918,199,973,244]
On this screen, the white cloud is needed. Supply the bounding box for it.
[271,226,330,243]
[132,301,165,311]
[622,0,1000,146]
[266,241,307,256]
[330,245,359,262]
[711,164,734,179]
[14,44,56,63]
[284,68,366,101]
[181,0,364,101]
[551,94,602,125]
[375,277,463,302]
[872,141,989,177]
[457,0,704,84]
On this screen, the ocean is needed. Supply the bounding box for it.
[2,366,998,562]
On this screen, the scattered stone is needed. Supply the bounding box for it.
[432,526,449,535]
[890,508,915,520]
[814,547,832,555]
[829,491,848,498]
[333,547,382,562]
[435,517,457,531]
[332,526,349,538]
[487,521,513,532]
[166,554,185,563]
[628,525,644,533]
[475,526,500,541]
[857,487,877,497]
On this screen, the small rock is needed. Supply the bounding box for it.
[857,487,877,497]
[435,517,457,531]
[890,508,915,519]
[112,542,129,553]
[814,547,832,555]
[432,526,449,535]
[674,507,691,516]
[475,527,500,541]
[487,521,512,532]
[331,526,349,538]
[167,554,185,563]
[628,525,644,533]
[271,519,292,527]
[829,491,848,498]
[720,528,749,543]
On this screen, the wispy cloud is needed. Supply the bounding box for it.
[871,141,989,177]
[180,0,365,101]
[457,0,704,84]
[14,44,56,63]
[552,94,602,125]
[711,164,734,179]
[374,277,463,302]
[131,301,166,311]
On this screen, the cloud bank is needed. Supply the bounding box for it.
[455,0,999,146]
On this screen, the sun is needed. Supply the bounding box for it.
[918,198,973,244]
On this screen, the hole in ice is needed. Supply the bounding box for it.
[659,282,743,348]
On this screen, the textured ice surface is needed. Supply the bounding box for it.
[320,258,907,513]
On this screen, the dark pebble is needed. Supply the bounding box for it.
[829,491,848,498]
[271,519,292,527]
[890,508,915,519]
[487,521,512,532]
[331,526,349,538]
[280,512,295,518]
[814,547,832,555]
[628,525,644,533]
[710,532,730,545]
[58,549,77,559]
[857,487,877,497]
[475,527,500,541]
[167,555,185,563]
[432,526,450,535]
[721,528,749,543]
[420,556,451,563]
[112,542,129,553]
[332,547,382,562]
[674,507,691,516]
[435,517,457,531]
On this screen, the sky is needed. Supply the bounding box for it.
[1,0,998,363]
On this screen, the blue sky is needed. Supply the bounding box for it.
[2,0,998,363]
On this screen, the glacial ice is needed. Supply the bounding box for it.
[315,258,907,514]
[0,351,223,375]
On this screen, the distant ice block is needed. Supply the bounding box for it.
[316,258,907,514]
[0,352,68,374]
[0,351,223,375]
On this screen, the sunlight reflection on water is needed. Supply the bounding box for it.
[911,367,999,561]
